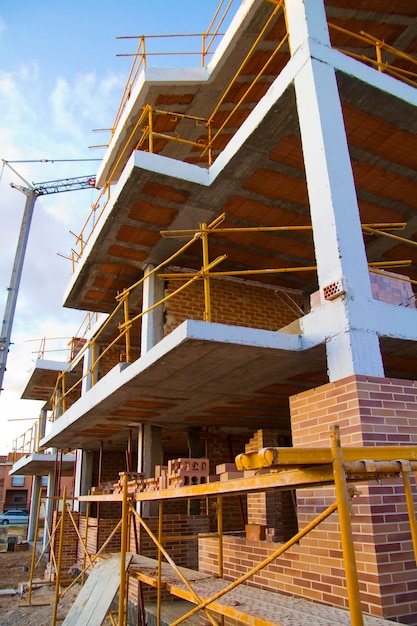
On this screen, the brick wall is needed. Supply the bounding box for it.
[290,375,417,624]
[311,271,416,311]
[164,275,302,335]
[97,344,140,379]
[77,517,122,564]
[51,510,80,578]
[199,377,417,624]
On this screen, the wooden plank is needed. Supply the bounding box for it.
[129,555,398,626]
[63,553,132,626]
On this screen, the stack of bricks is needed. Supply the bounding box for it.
[215,462,243,481]
[244,429,297,543]
[112,471,146,494]
[311,270,416,311]
[155,464,168,489]
[167,458,209,488]
[370,270,416,307]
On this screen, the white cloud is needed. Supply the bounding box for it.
[49,72,122,144]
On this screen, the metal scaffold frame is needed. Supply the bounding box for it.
[26,424,413,626]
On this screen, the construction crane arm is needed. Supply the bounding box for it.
[0,170,97,393]
[34,175,96,196]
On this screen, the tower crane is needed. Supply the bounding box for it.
[0,165,96,393]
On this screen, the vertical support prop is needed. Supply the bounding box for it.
[91,339,96,386]
[331,426,363,626]
[123,295,131,363]
[217,495,224,626]
[401,463,417,565]
[82,498,91,586]
[217,496,223,579]
[52,486,67,626]
[28,491,43,604]
[157,500,163,626]
[148,105,154,154]
[201,223,211,322]
[118,473,129,626]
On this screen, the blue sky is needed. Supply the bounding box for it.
[0,1,235,452]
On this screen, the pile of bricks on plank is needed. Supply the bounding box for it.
[91,460,243,495]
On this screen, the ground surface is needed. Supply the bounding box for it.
[0,547,83,626]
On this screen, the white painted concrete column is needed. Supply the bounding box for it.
[73,450,94,513]
[141,264,165,354]
[27,474,42,542]
[73,342,97,512]
[286,0,384,380]
[81,340,98,394]
[137,264,164,515]
[43,471,55,552]
[138,424,162,517]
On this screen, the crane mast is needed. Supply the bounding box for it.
[0,174,96,393]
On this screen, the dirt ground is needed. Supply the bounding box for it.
[0,547,82,626]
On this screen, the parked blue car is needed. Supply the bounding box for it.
[0,509,29,525]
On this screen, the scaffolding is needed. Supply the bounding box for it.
[25,425,417,626]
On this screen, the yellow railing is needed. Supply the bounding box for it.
[329,23,417,87]
[69,4,417,272]
[112,0,237,134]
[24,313,99,361]
[68,2,288,269]
[51,217,413,419]
[12,416,45,460]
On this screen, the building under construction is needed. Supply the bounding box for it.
[10,0,417,624]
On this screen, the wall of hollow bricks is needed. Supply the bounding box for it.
[199,378,417,625]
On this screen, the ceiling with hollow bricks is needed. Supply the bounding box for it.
[35,0,417,450]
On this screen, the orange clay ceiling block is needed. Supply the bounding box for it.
[243,168,309,205]
[124,399,176,409]
[107,245,148,262]
[208,241,297,270]
[352,161,417,210]
[141,181,189,203]
[221,81,272,104]
[211,108,251,130]
[92,276,131,291]
[343,103,417,171]
[240,51,288,77]
[382,243,417,264]
[269,136,304,170]
[329,18,405,48]
[152,115,179,133]
[84,290,117,304]
[325,0,417,17]
[358,200,405,223]
[116,225,160,247]
[128,200,178,226]
[215,230,314,259]
[154,94,194,106]
[264,15,289,41]
[222,195,310,226]
[190,133,231,152]
[99,263,139,277]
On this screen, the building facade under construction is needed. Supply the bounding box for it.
[10,1,417,624]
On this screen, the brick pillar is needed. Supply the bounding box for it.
[290,375,417,624]
[246,430,297,542]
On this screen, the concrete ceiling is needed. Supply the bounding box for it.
[31,0,417,453]
[10,452,75,476]
[41,321,327,451]
[64,0,417,315]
